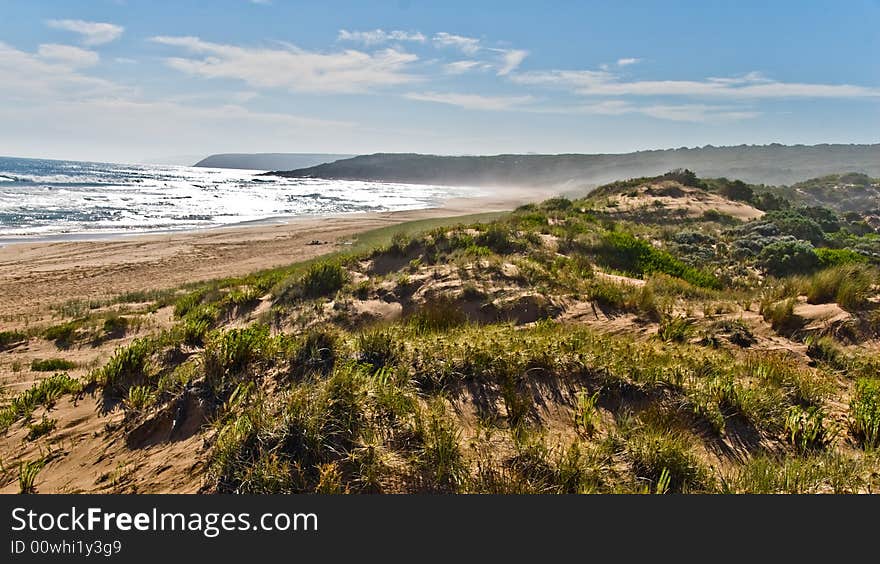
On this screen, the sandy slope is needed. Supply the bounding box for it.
[0,193,541,320]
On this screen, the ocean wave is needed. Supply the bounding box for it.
[0,156,485,239]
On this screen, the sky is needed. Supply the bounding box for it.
[0,0,878,163]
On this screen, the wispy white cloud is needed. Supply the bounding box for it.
[431,32,527,75]
[338,29,426,45]
[45,19,124,46]
[616,57,641,66]
[444,60,488,74]
[510,69,880,99]
[0,41,125,101]
[0,41,357,161]
[535,100,760,122]
[433,32,482,55]
[404,91,534,111]
[495,49,528,76]
[37,44,100,68]
[151,36,420,93]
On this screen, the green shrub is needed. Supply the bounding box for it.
[102,315,129,337]
[757,240,819,277]
[0,330,27,350]
[300,263,347,299]
[805,336,843,368]
[586,280,629,311]
[204,325,271,396]
[179,303,220,346]
[30,358,76,372]
[595,231,720,289]
[805,265,874,310]
[26,417,57,441]
[850,378,880,449]
[541,197,573,211]
[389,231,414,256]
[574,391,600,437]
[476,224,519,254]
[92,338,154,397]
[174,289,207,319]
[124,385,157,412]
[761,298,803,334]
[288,328,338,380]
[224,286,261,310]
[657,315,693,343]
[0,373,82,433]
[815,247,869,268]
[784,405,831,452]
[43,322,78,347]
[626,427,709,493]
[18,459,45,494]
[764,209,826,245]
[356,330,397,369]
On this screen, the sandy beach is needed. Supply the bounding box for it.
[0,191,544,320]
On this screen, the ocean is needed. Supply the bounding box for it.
[0,156,482,240]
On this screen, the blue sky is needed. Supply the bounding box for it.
[0,0,878,163]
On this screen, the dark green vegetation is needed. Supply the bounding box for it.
[267,144,880,188]
[768,173,880,213]
[0,330,27,350]
[4,171,880,494]
[0,373,81,434]
[30,359,77,372]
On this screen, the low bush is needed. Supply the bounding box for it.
[0,373,82,433]
[204,325,271,396]
[850,378,880,449]
[174,289,207,319]
[805,265,875,310]
[625,427,710,493]
[757,240,819,277]
[300,263,348,299]
[0,330,27,350]
[288,328,339,380]
[784,405,831,452]
[815,247,869,268]
[31,358,76,372]
[719,453,863,494]
[657,315,693,343]
[26,417,57,441]
[43,322,78,347]
[92,338,154,397]
[101,314,129,338]
[594,231,720,289]
[356,329,397,369]
[761,298,803,334]
[476,224,520,254]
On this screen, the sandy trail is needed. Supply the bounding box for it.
[0,192,542,319]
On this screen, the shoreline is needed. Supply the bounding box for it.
[0,192,529,247]
[0,190,549,319]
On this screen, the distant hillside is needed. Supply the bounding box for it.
[265,144,880,190]
[194,153,352,171]
[764,172,880,213]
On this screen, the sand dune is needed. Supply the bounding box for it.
[0,193,540,320]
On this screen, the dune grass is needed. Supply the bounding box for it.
[30,358,77,372]
[0,373,82,433]
[52,174,880,494]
